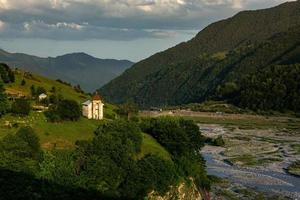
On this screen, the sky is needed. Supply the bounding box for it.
[0,0,293,62]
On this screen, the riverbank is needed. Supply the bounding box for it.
[199,124,300,199]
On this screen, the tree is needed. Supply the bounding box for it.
[117,102,138,120]
[8,70,15,83]
[11,99,31,115]
[49,94,59,105]
[36,87,46,95]
[56,100,81,121]
[16,126,41,159]
[30,85,36,97]
[50,86,56,93]
[21,79,26,86]
[0,81,8,117]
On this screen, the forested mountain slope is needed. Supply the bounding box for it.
[100,1,300,111]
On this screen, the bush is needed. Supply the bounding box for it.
[11,99,31,116]
[21,79,26,86]
[16,127,41,159]
[0,126,41,175]
[45,100,80,122]
[0,82,8,117]
[57,100,81,121]
[44,110,61,122]
[211,136,225,147]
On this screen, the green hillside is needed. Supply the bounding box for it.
[100,1,300,112]
[0,50,133,92]
[5,70,87,102]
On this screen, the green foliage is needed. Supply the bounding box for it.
[287,160,300,176]
[140,117,210,189]
[209,136,225,147]
[38,151,77,186]
[217,82,239,99]
[0,81,8,117]
[224,64,300,112]
[21,79,26,86]
[121,155,177,199]
[116,102,138,119]
[57,100,81,121]
[0,118,209,199]
[30,85,36,97]
[0,126,41,174]
[11,99,31,116]
[0,63,15,83]
[140,117,204,156]
[100,2,300,112]
[16,127,41,159]
[36,86,46,95]
[45,100,81,122]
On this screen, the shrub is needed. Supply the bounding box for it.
[16,126,41,159]
[56,100,81,121]
[0,82,8,117]
[21,79,26,86]
[11,99,31,116]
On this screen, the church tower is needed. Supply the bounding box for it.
[92,93,104,120]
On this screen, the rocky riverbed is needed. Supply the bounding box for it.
[199,124,300,199]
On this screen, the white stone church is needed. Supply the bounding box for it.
[82,93,104,120]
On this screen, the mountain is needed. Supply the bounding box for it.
[0,50,134,92]
[100,1,300,110]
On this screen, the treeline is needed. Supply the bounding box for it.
[100,13,300,113]
[0,63,14,116]
[217,64,300,112]
[0,118,209,199]
[0,63,15,84]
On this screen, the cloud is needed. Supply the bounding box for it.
[0,0,291,41]
[0,20,5,31]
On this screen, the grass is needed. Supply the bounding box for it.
[184,115,300,130]
[287,161,300,176]
[227,154,258,166]
[138,133,171,160]
[291,144,300,154]
[0,112,101,149]
[5,70,88,102]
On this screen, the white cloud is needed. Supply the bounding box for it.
[0,0,292,40]
[0,20,5,31]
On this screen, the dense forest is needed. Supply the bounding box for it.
[100,1,300,112]
[217,64,300,112]
[0,63,14,116]
[0,118,209,200]
[0,64,210,199]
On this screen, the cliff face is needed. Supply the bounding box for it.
[148,181,203,200]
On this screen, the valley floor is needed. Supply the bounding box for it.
[141,110,300,199]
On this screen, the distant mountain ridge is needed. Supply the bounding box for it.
[99,1,300,109]
[0,49,134,92]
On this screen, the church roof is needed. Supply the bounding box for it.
[92,94,102,101]
[82,100,91,106]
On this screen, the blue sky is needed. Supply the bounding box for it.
[0,0,292,62]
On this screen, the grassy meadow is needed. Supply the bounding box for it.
[5,70,87,102]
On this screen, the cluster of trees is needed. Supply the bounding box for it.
[45,99,81,122]
[218,64,300,112]
[100,22,300,113]
[0,118,209,199]
[0,63,15,116]
[0,127,41,174]
[0,82,8,117]
[0,63,15,84]
[140,117,210,189]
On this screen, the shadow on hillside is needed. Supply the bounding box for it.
[0,168,120,200]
